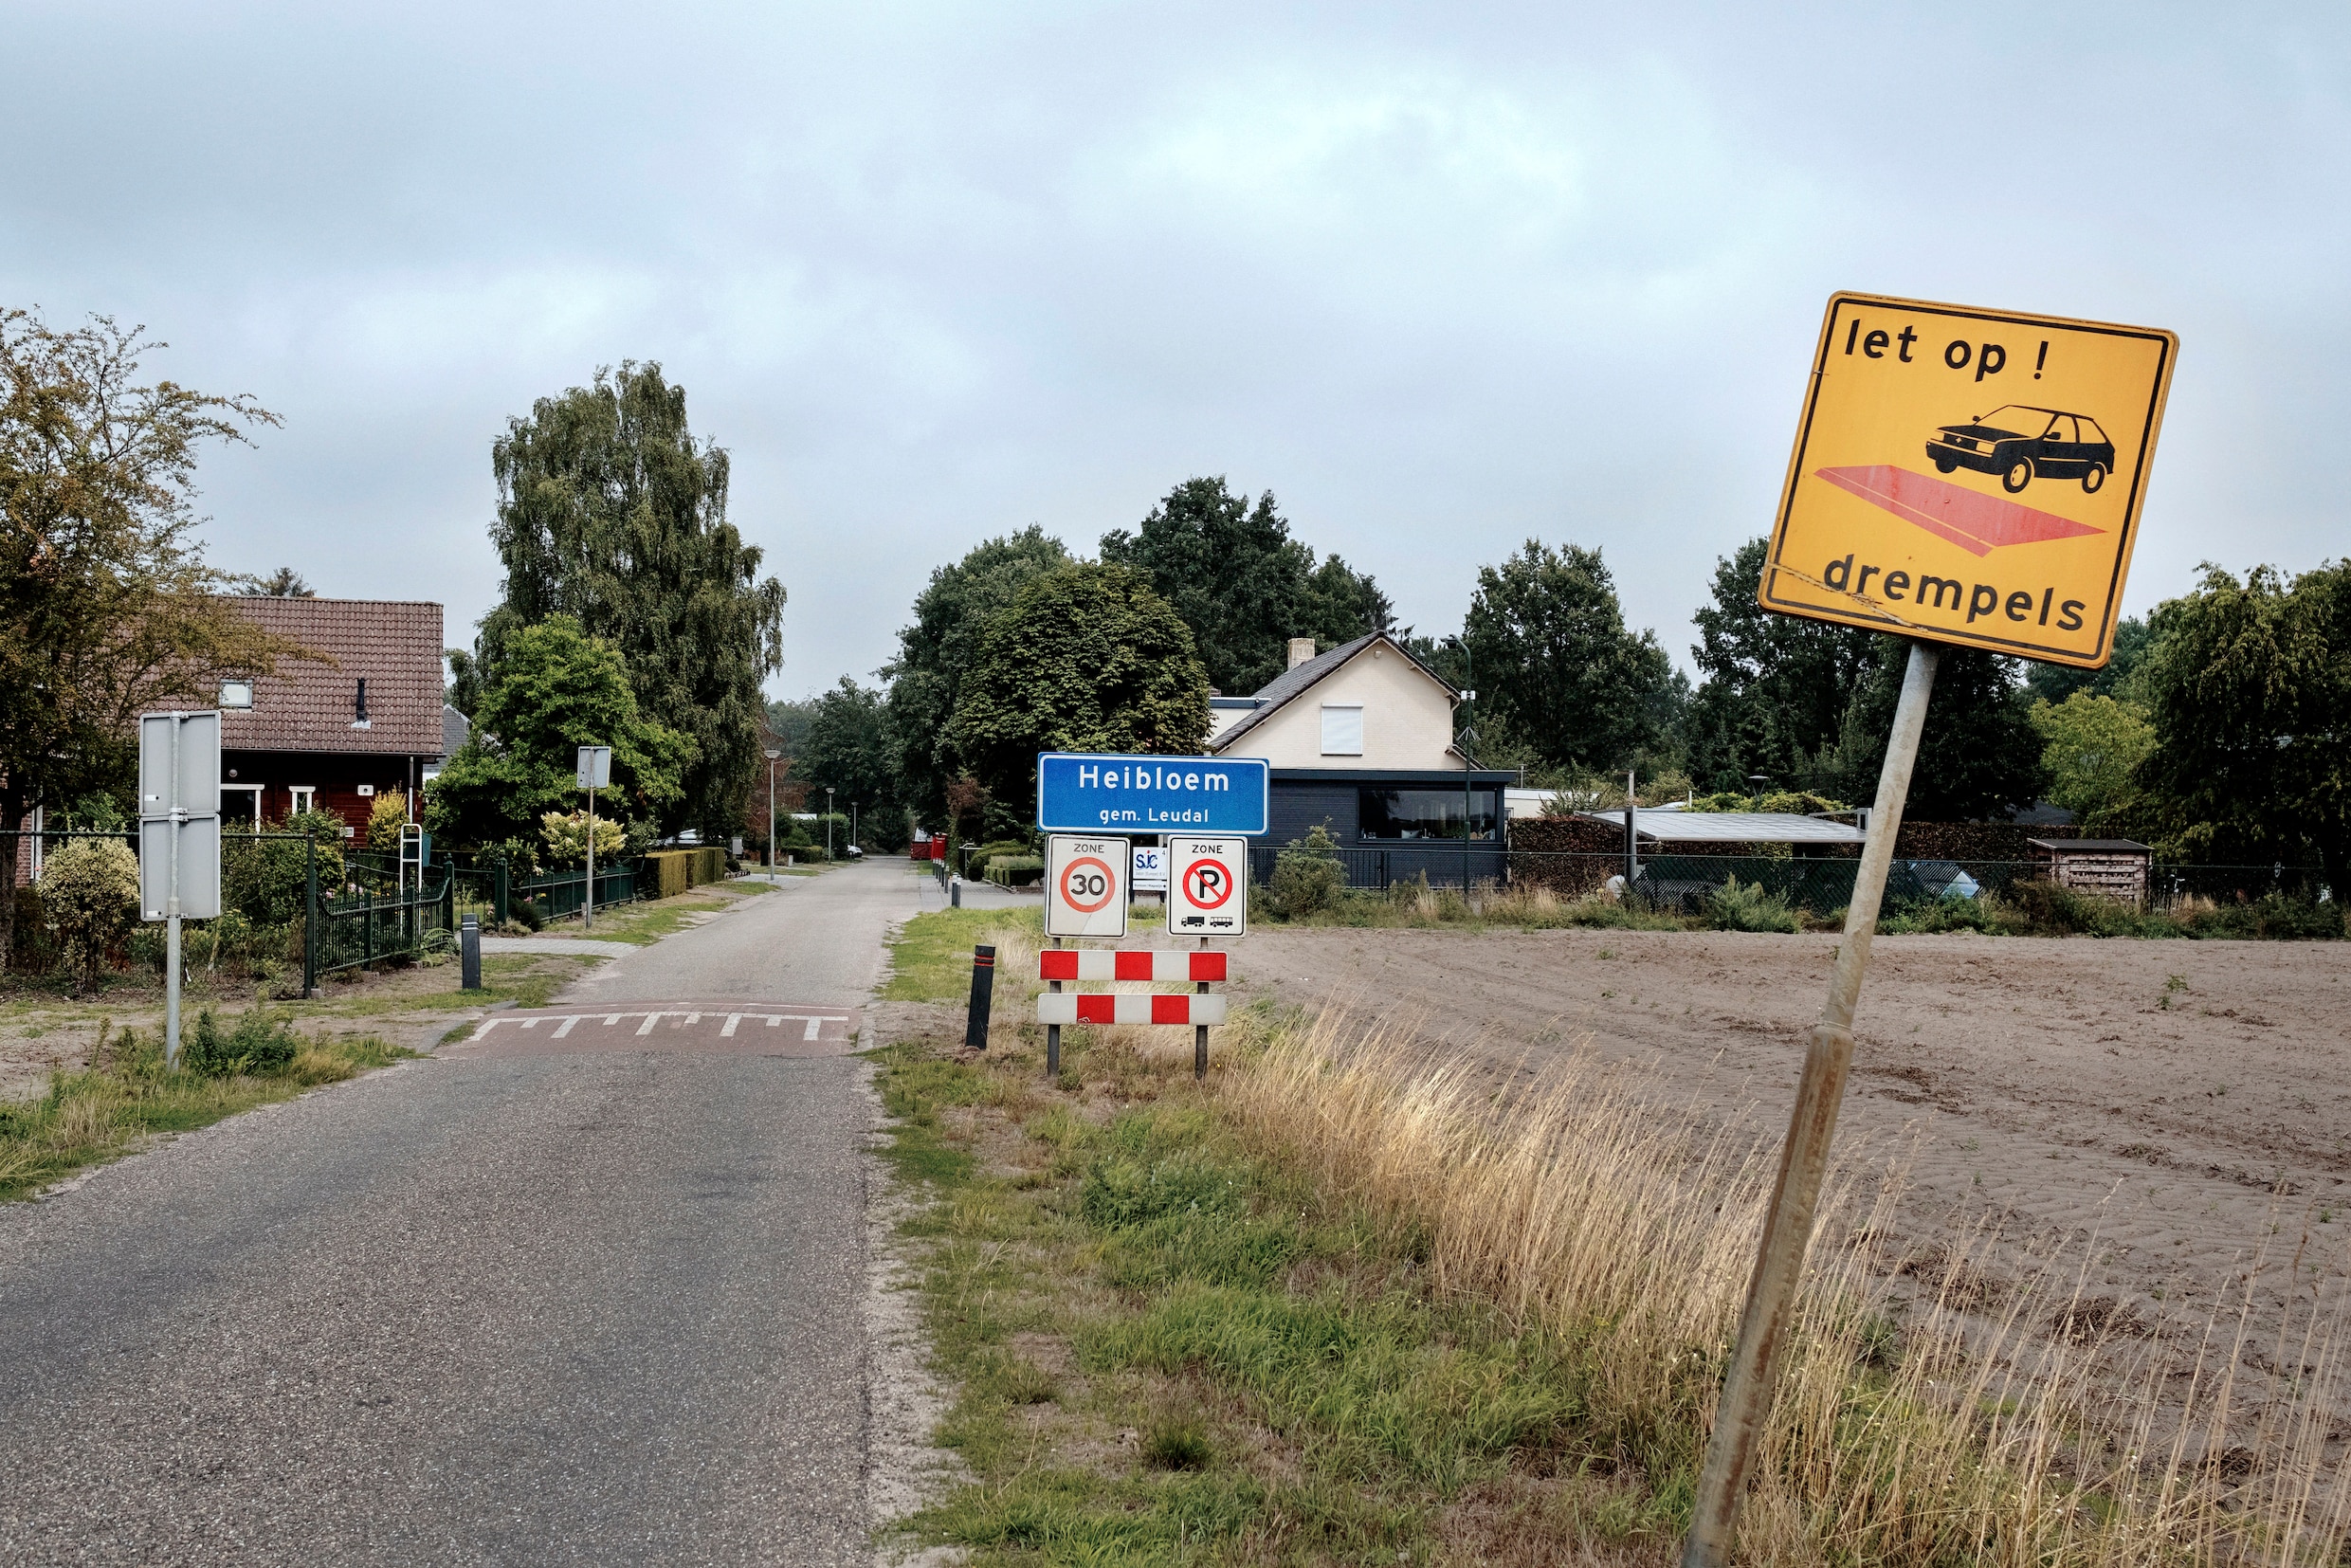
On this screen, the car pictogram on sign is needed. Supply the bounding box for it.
[1925,405,2117,495]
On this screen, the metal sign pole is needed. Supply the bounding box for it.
[1682,640,1940,1567]
[585,783,595,931]
[166,720,183,1070]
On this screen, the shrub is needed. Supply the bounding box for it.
[2005,878,2142,936]
[1704,875,1800,934]
[539,809,625,867]
[2180,893,2343,940]
[38,837,139,992]
[221,814,346,924]
[184,1007,302,1076]
[1880,891,2001,935]
[366,791,410,854]
[1269,824,1345,918]
[983,855,1042,887]
[512,899,544,931]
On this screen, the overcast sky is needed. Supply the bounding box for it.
[9,3,2346,699]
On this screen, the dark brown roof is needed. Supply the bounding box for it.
[214,596,447,757]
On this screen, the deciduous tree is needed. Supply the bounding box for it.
[883,527,1072,827]
[2129,561,2349,885]
[793,678,903,848]
[947,565,1209,823]
[2029,692,2156,829]
[1,309,301,967]
[426,616,690,851]
[1462,540,1673,772]
[1684,538,1881,792]
[1100,477,1389,696]
[475,363,784,843]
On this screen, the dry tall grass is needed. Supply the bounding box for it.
[1213,1009,2351,1566]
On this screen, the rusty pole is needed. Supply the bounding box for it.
[1681,639,1940,1567]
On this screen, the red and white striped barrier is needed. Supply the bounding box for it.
[1038,950,1227,983]
[1036,993,1229,1027]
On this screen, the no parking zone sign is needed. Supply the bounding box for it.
[1045,834,1127,939]
[1167,836,1247,938]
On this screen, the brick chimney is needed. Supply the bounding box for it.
[1286,637,1316,670]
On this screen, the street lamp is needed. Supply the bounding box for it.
[765,749,781,872]
[1446,636,1477,894]
[826,787,835,862]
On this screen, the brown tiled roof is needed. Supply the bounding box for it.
[212,597,447,757]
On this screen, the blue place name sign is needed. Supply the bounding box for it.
[1036,753,1268,835]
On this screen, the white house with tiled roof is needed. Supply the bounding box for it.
[1206,632,1512,887]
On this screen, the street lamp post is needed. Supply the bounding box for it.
[826,787,835,862]
[765,749,781,872]
[1447,636,1477,894]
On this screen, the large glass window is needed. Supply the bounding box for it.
[1358,787,1497,841]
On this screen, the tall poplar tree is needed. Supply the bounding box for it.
[475,363,785,842]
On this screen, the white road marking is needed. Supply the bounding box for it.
[803,1017,821,1041]
[520,1017,538,1029]
[721,1013,741,1037]
[606,1014,622,1025]
[553,1015,579,1038]
[636,1012,663,1036]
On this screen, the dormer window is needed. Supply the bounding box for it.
[219,679,254,710]
[351,676,372,730]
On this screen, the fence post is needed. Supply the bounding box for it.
[362,889,374,968]
[302,833,319,998]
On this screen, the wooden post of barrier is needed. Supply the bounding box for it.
[1046,937,1063,1080]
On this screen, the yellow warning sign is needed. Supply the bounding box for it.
[1759,292,2178,667]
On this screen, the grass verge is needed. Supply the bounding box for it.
[884,906,1044,1001]
[873,996,2351,1564]
[0,1012,409,1201]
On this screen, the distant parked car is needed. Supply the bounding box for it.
[1926,405,2116,494]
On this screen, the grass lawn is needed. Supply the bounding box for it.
[0,1019,410,1202]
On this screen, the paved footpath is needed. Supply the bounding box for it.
[0,862,925,1566]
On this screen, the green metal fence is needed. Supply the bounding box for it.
[1504,850,2329,916]
[308,866,456,983]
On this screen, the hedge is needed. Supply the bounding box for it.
[643,847,730,899]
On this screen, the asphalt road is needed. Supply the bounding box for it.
[0,862,925,1566]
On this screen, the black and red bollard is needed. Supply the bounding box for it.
[964,945,995,1050]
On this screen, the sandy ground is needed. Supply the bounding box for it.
[1232,927,2351,1455]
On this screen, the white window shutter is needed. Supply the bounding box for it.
[1321,704,1364,756]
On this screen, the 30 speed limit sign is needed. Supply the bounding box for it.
[1167,836,1247,938]
[1046,834,1128,938]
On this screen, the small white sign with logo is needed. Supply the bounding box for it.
[1046,834,1128,939]
[1131,842,1167,892]
[1167,835,1247,938]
